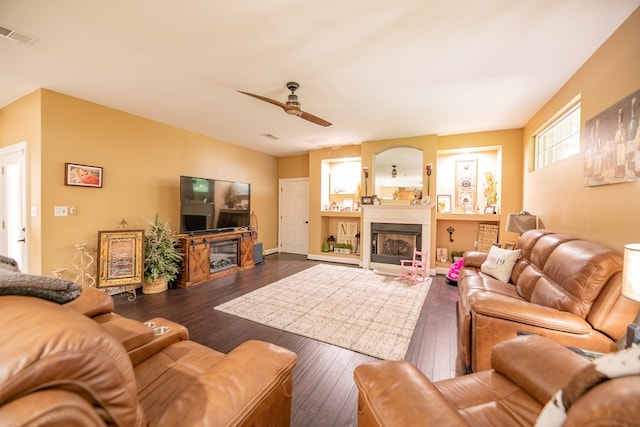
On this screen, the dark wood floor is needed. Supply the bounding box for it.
[114,253,461,427]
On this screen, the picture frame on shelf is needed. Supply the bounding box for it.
[437,195,451,213]
[484,205,496,214]
[361,195,376,205]
[65,162,103,188]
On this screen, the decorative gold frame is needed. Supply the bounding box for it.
[97,230,144,288]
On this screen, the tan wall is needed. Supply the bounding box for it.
[523,7,640,251]
[3,89,278,275]
[277,154,309,179]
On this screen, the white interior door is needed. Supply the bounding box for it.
[279,178,309,255]
[0,142,28,271]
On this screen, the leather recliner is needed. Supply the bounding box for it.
[0,289,298,426]
[354,334,640,426]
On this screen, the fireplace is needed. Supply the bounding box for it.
[209,239,238,274]
[371,223,421,265]
[362,205,433,275]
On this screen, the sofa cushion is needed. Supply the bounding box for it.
[480,246,521,282]
[0,270,81,303]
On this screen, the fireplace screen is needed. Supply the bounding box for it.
[371,223,421,265]
[210,239,238,274]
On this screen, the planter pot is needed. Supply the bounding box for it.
[143,277,168,294]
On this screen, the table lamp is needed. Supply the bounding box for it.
[505,213,537,234]
[622,244,640,347]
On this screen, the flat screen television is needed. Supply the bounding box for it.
[179,175,250,234]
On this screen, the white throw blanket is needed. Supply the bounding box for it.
[536,346,640,426]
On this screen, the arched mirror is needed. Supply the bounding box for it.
[374,147,423,201]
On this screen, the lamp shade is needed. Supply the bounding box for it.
[505,214,537,233]
[623,244,640,303]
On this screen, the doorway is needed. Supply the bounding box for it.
[279,178,309,255]
[0,142,28,271]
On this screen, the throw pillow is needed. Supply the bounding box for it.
[480,245,521,282]
[0,270,82,303]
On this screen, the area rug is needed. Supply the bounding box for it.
[214,264,432,360]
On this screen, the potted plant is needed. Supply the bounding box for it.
[450,250,465,263]
[143,214,183,294]
[334,242,353,254]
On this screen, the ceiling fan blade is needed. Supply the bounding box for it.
[237,90,287,111]
[300,110,332,127]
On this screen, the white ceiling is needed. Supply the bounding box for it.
[1,1,638,157]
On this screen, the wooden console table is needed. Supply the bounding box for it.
[176,229,255,287]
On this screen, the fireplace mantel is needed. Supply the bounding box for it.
[362,204,433,275]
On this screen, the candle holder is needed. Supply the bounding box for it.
[72,243,96,287]
[362,167,369,197]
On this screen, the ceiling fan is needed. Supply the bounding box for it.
[237,82,332,127]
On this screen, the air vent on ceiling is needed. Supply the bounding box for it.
[0,24,38,46]
[262,133,280,140]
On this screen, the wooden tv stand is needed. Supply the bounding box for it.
[176,229,256,287]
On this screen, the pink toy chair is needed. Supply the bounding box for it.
[399,249,429,284]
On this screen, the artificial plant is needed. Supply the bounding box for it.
[144,214,183,283]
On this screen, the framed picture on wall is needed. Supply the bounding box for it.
[65,163,103,188]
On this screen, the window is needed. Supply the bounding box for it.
[534,102,581,170]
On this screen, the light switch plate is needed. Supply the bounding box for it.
[54,206,68,216]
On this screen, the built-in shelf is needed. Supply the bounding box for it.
[320,211,362,218]
[436,213,500,221]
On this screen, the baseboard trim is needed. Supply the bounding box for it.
[307,253,361,266]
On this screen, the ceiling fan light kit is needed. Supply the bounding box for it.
[237,81,332,127]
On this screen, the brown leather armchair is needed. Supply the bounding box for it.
[0,289,297,426]
[354,334,640,426]
[458,229,640,372]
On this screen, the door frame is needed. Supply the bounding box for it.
[0,141,29,271]
[278,177,309,255]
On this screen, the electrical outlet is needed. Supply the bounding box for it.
[54,206,68,217]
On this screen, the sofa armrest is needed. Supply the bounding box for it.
[469,291,592,334]
[463,251,488,268]
[155,340,297,426]
[0,389,111,427]
[354,361,469,427]
[64,286,114,317]
[490,335,592,405]
[128,317,189,366]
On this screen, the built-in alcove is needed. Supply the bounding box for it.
[320,157,361,211]
[434,146,501,273]
[436,146,501,213]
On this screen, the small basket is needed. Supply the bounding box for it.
[143,278,168,294]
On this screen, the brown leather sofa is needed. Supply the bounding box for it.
[354,334,640,426]
[0,288,297,426]
[458,229,640,372]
